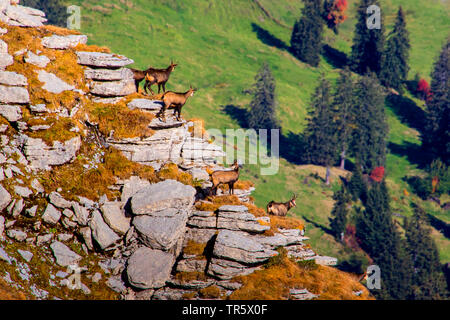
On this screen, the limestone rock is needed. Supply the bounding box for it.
[120,176,150,203]
[4,4,47,27]
[0,71,27,86]
[41,203,61,225]
[84,67,133,81]
[127,99,162,111]
[0,53,13,69]
[89,79,135,97]
[79,227,94,251]
[131,179,196,215]
[72,202,89,226]
[76,51,134,68]
[24,136,81,170]
[216,205,270,233]
[0,183,11,212]
[0,215,4,237]
[108,126,188,165]
[24,51,50,68]
[38,70,75,94]
[126,247,174,290]
[6,229,27,241]
[0,86,29,104]
[289,288,319,300]
[49,192,72,209]
[50,241,82,267]
[18,249,33,262]
[207,257,259,280]
[133,212,188,251]
[41,35,88,49]
[14,185,32,198]
[89,210,120,250]
[100,201,130,235]
[213,230,277,265]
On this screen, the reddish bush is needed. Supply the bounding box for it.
[325,0,348,27]
[417,78,432,101]
[370,166,385,182]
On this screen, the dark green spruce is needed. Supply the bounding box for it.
[329,187,351,240]
[404,205,448,300]
[379,6,410,92]
[246,63,279,131]
[350,73,388,172]
[290,0,324,67]
[303,76,337,184]
[350,0,385,75]
[422,40,450,165]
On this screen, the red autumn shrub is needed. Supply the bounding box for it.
[417,78,432,101]
[325,0,348,27]
[370,166,385,182]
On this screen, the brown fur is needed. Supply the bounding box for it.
[267,194,297,217]
[210,160,240,196]
[144,61,178,95]
[159,86,196,122]
[129,68,147,93]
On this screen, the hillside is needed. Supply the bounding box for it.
[0,1,373,300]
[68,0,450,263]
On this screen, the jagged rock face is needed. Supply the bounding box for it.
[23,136,81,170]
[131,180,196,215]
[126,247,174,290]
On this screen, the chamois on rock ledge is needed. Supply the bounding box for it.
[267,194,297,216]
[158,86,197,122]
[210,160,242,196]
[144,61,178,95]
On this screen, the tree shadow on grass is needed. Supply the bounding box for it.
[222,105,306,165]
[387,141,431,168]
[385,94,426,133]
[427,214,450,240]
[321,44,348,69]
[302,215,334,237]
[251,23,289,51]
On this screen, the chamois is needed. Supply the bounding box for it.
[159,86,196,122]
[144,61,178,95]
[210,160,241,196]
[267,194,297,217]
[129,68,148,93]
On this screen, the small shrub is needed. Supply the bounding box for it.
[297,259,319,271]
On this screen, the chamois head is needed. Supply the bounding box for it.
[187,85,197,97]
[289,193,297,208]
[169,60,178,71]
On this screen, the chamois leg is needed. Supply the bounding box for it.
[176,106,182,121]
[229,182,235,195]
[158,84,162,94]
[135,80,140,93]
[162,82,167,93]
[144,81,155,96]
[158,104,167,122]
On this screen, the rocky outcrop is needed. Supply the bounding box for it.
[41,34,87,50]
[23,136,81,170]
[0,1,47,27]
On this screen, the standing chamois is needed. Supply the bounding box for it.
[210,160,241,196]
[159,86,196,122]
[267,194,297,216]
[144,61,178,95]
[129,68,148,93]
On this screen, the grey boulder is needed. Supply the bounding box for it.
[41,34,87,50]
[50,241,82,267]
[89,210,120,250]
[126,247,174,290]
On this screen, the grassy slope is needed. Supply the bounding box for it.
[69,0,449,262]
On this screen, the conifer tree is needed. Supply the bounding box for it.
[290,0,324,67]
[404,205,448,300]
[303,76,337,184]
[329,187,350,240]
[350,0,385,75]
[22,0,69,27]
[350,73,388,172]
[356,180,413,299]
[246,63,279,130]
[379,6,410,92]
[422,40,450,164]
[347,164,367,202]
[332,68,355,170]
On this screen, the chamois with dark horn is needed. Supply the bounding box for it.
[144,61,178,95]
[159,86,196,122]
[210,160,241,196]
[267,194,297,216]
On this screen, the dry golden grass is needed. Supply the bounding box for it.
[83,100,155,139]
[157,163,196,186]
[27,116,80,144]
[229,254,373,300]
[174,272,209,283]
[183,240,207,257]
[199,285,223,299]
[39,146,157,201]
[0,279,27,300]
[188,118,208,138]
[74,43,111,53]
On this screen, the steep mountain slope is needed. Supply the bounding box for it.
[0,2,372,300]
[70,0,450,263]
